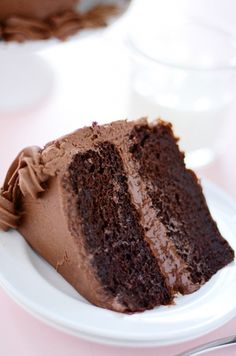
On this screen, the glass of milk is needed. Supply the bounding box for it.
[127,19,236,168]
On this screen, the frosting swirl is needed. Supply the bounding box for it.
[0,195,19,231]
[0,5,122,42]
[0,147,48,231]
[79,5,121,28]
[50,11,82,40]
[3,17,51,42]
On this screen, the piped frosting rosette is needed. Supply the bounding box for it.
[0,147,48,231]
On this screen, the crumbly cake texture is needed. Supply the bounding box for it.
[0,119,234,313]
[0,1,120,42]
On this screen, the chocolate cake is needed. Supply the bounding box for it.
[0,0,121,42]
[0,119,234,313]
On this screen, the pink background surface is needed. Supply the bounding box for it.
[0,29,236,355]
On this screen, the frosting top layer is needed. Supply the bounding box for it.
[0,2,123,42]
[0,0,77,21]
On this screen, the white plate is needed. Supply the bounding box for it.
[0,179,236,347]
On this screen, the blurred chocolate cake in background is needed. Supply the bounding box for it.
[0,0,126,42]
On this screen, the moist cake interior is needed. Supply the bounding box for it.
[66,142,172,311]
[129,124,234,285]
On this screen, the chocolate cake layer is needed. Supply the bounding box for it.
[129,123,235,285]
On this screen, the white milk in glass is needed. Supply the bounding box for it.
[127,20,236,166]
[129,65,234,154]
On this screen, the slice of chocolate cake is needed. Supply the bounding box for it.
[0,119,234,313]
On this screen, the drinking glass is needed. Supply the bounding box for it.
[127,19,236,167]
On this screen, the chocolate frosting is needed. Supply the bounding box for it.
[0,146,48,230]
[3,17,51,42]
[0,3,122,42]
[50,11,82,40]
[0,0,77,21]
[0,195,19,231]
